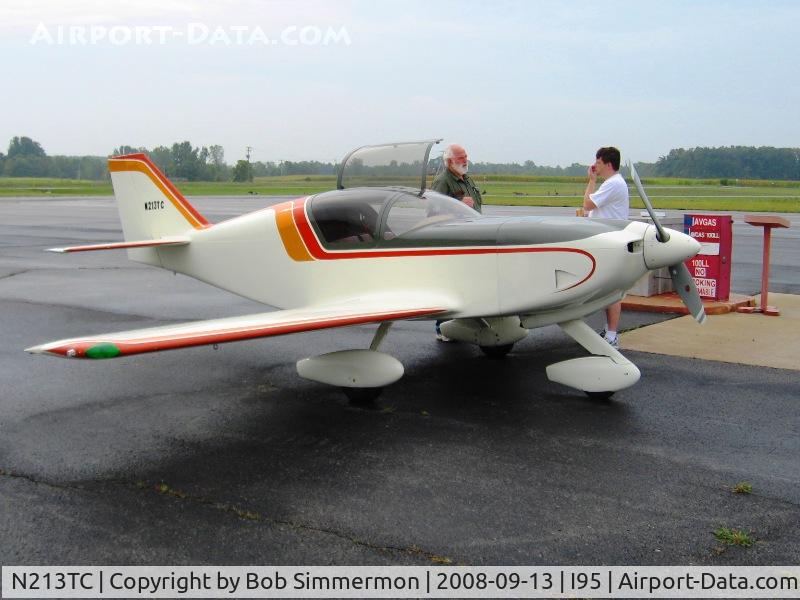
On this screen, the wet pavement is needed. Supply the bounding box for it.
[1,196,798,566]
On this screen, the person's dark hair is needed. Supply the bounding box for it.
[596,147,621,171]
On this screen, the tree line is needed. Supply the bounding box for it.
[2,136,799,181]
[653,146,800,180]
[0,137,109,179]
[0,136,338,182]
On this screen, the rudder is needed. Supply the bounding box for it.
[108,153,209,242]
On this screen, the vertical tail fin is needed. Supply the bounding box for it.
[108,153,209,242]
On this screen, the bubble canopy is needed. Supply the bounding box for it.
[337,139,442,196]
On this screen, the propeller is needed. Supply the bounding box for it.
[628,160,669,242]
[627,160,707,324]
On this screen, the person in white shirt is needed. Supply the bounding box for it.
[582,146,629,347]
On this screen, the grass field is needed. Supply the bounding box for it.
[2,175,799,212]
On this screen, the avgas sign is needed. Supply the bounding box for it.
[683,214,733,300]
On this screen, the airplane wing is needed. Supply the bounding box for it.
[25,296,449,359]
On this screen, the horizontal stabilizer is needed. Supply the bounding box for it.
[47,237,190,253]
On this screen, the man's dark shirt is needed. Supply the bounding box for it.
[431,168,483,213]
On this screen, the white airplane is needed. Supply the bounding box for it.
[27,140,705,401]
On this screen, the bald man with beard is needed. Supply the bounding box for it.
[431,143,483,213]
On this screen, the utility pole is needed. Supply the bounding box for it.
[245,146,254,182]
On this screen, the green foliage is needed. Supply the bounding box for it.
[249,160,337,177]
[4,137,50,176]
[483,162,587,177]
[112,141,229,181]
[0,136,234,181]
[8,136,46,158]
[232,160,252,182]
[112,145,147,156]
[148,145,174,175]
[207,145,225,167]
[714,527,754,547]
[2,136,107,179]
[2,155,107,179]
[4,136,800,185]
[655,146,800,180]
[4,156,48,176]
[171,141,202,180]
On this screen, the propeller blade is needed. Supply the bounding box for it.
[628,160,670,242]
[627,161,705,323]
[669,262,707,324]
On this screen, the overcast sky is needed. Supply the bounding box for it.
[2,0,799,167]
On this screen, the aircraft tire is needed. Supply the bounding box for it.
[585,390,615,401]
[479,343,514,358]
[341,386,383,404]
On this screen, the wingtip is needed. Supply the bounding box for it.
[46,247,67,253]
[25,343,65,357]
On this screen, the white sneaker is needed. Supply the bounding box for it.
[604,335,619,348]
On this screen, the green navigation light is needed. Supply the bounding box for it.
[85,342,121,359]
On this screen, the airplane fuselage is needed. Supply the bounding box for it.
[144,195,684,323]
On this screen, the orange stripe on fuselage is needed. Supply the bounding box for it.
[108,154,209,230]
[274,200,313,261]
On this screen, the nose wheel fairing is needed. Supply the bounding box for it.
[439,316,528,347]
[546,319,640,395]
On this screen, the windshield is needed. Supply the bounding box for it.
[338,140,440,194]
[306,187,479,249]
